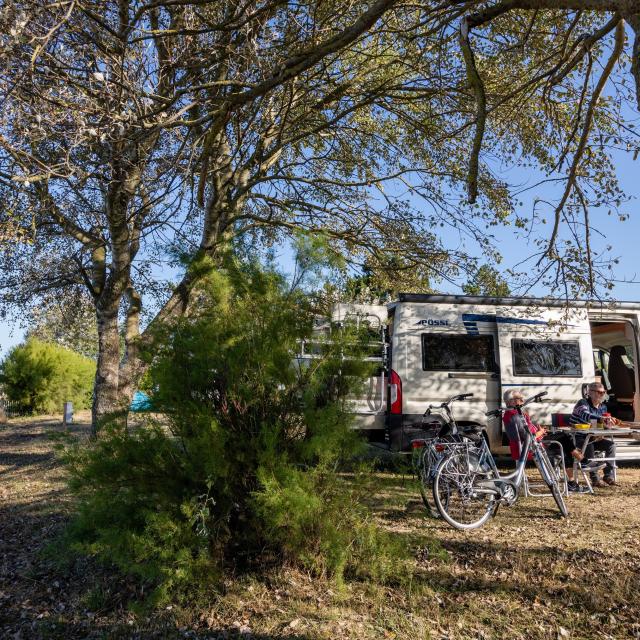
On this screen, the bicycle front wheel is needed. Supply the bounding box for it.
[535,446,569,518]
[432,452,498,530]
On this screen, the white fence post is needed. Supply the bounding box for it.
[62,402,73,429]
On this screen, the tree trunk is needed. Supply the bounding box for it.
[91,304,123,436]
[118,287,142,407]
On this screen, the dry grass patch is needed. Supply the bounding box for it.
[2,417,640,639]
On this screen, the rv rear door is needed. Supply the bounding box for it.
[495,305,593,425]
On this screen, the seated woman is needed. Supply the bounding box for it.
[502,389,587,493]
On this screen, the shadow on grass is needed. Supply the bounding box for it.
[416,535,640,615]
[0,450,57,473]
[13,616,319,640]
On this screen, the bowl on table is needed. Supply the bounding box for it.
[574,423,590,430]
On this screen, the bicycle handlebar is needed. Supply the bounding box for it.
[425,393,474,413]
[484,390,548,417]
[527,391,548,405]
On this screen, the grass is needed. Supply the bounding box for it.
[2,414,640,638]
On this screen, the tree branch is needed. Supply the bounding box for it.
[627,15,640,110]
[459,16,487,204]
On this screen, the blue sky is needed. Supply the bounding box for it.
[471,145,640,301]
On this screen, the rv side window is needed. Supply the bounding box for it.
[512,340,582,376]
[301,321,384,361]
[421,334,496,372]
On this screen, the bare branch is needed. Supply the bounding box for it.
[628,15,640,110]
[545,18,625,259]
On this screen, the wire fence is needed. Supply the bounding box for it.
[0,397,31,418]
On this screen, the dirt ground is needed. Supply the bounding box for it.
[2,416,640,640]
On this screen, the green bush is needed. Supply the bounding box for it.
[62,258,415,604]
[0,338,95,413]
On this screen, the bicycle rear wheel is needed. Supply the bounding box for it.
[535,447,569,518]
[432,451,498,530]
[413,445,440,518]
[418,461,440,518]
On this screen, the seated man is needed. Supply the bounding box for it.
[570,382,618,487]
[502,389,587,493]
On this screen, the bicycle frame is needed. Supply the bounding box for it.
[443,393,547,503]
[473,430,533,502]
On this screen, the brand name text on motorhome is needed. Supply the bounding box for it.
[415,319,450,326]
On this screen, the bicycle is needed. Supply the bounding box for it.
[412,393,489,518]
[432,391,568,530]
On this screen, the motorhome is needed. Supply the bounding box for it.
[323,295,640,455]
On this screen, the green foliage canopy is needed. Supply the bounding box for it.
[462,265,511,297]
[0,338,96,413]
[3,1,639,429]
[26,295,99,360]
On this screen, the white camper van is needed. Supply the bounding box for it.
[328,295,640,454]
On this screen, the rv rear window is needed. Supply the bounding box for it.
[512,340,582,377]
[421,334,496,372]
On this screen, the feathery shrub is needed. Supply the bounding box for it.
[63,259,414,604]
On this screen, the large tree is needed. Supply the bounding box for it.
[0,1,639,431]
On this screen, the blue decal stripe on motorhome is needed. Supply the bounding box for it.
[463,324,479,335]
[461,313,548,326]
[462,318,479,335]
[461,313,496,324]
[501,383,575,387]
[496,316,548,325]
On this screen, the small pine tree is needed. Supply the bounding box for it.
[62,258,415,603]
[463,265,510,297]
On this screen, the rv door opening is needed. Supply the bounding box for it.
[389,369,402,414]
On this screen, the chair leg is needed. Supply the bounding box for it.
[574,460,594,494]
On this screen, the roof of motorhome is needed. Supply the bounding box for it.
[394,293,640,310]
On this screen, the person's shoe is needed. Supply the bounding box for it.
[591,478,607,488]
[567,481,590,493]
[603,477,618,486]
